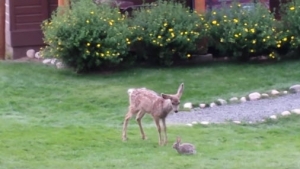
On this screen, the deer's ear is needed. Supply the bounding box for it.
[161,93,171,99]
[176,83,184,98]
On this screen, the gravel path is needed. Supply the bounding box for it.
[166,93,300,124]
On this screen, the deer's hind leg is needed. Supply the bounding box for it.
[122,106,138,141]
[136,111,147,140]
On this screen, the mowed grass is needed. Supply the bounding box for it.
[0,61,300,169]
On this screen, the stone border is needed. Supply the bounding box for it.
[185,108,300,127]
[182,84,300,126]
[26,49,66,69]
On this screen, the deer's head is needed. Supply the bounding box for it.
[161,83,184,113]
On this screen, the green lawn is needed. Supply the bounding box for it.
[0,61,300,169]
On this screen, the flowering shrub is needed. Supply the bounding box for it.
[280,0,300,57]
[205,2,288,60]
[41,0,131,72]
[129,0,206,65]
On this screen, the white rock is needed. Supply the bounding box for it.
[261,119,265,122]
[209,102,216,107]
[229,97,239,103]
[270,115,277,119]
[186,123,193,127]
[191,121,198,125]
[289,84,300,93]
[270,90,280,95]
[281,111,291,116]
[233,121,241,124]
[282,91,288,94]
[291,109,300,114]
[199,104,206,108]
[56,62,65,69]
[240,97,247,102]
[35,52,42,59]
[248,92,261,101]
[200,121,209,125]
[26,49,35,58]
[216,99,227,105]
[50,58,57,65]
[248,121,253,124]
[183,102,193,109]
[261,93,269,98]
[42,59,52,64]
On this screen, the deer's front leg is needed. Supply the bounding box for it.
[154,117,163,145]
[161,118,168,145]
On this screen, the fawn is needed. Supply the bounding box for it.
[122,83,184,145]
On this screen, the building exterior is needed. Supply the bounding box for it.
[5,0,57,59]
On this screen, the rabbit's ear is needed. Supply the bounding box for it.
[177,137,181,143]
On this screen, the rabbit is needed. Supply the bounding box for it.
[172,137,196,155]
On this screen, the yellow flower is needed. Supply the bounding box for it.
[212,20,217,25]
[291,36,294,40]
[90,11,94,14]
[252,40,256,44]
[86,42,90,46]
[158,35,162,39]
[250,29,255,33]
[244,28,248,32]
[107,51,110,54]
[277,44,281,48]
[163,23,168,27]
[212,11,216,15]
[234,34,239,38]
[263,38,266,42]
[171,33,175,37]
[126,38,129,41]
[233,19,238,23]
[290,6,295,10]
[97,44,101,48]
[244,23,247,26]
[86,50,90,53]
[266,36,270,39]
[109,22,113,26]
[185,32,188,35]
[250,49,255,53]
[187,38,190,41]
[283,37,287,41]
[187,54,191,58]
[86,20,90,24]
[223,15,227,18]
[220,38,224,42]
[168,28,173,32]
[127,41,131,44]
